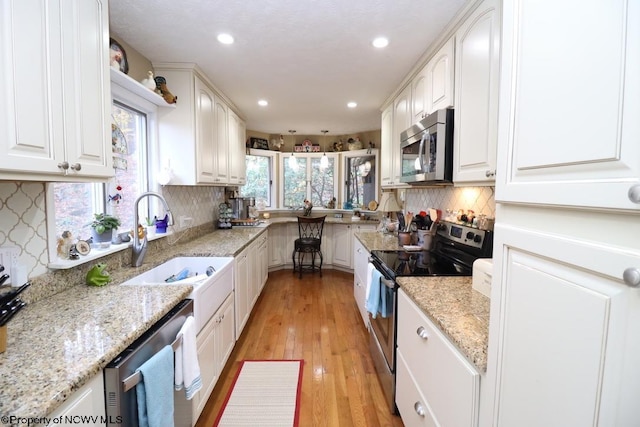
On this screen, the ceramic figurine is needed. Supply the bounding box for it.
[140,71,156,91]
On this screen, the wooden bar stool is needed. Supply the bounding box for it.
[292,215,326,278]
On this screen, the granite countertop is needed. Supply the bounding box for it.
[262,216,379,226]
[354,231,490,372]
[0,226,268,423]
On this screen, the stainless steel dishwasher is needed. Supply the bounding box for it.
[104,299,194,427]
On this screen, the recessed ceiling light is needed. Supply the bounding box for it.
[372,37,389,48]
[347,102,358,108]
[217,33,234,44]
[258,99,268,107]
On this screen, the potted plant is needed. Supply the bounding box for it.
[89,213,121,247]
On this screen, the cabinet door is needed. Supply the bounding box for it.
[492,225,640,426]
[0,0,110,179]
[215,295,235,377]
[380,104,395,187]
[332,224,353,268]
[234,248,250,338]
[259,233,269,290]
[453,0,500,184]
[60,0,111,178]
[353,238,370,326]
[195,314,218,417]
[496,0,640,210]
[48,374,105,426]
[228,109,246,185]
[194,76,216,184]
[427,37,455,114]
[411,67,428,124]
[213,99,229,184]
[268,224,284,268]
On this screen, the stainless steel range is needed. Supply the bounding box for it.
[367,220,493,413]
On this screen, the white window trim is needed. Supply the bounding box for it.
[278,152,339,208]
[246,148,278,208]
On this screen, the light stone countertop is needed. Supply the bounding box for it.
[354,231,490,372]
[0,226,270,424]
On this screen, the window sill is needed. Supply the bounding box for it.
[47,232,172,270]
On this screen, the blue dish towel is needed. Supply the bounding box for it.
[380,283,394,318]
[366,268,383,319]
[136,345,174,427]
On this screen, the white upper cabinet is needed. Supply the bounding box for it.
[0,0,112,181]
[453,0,500,185]
[381,86,411,188]
[495,0,640,210]
[228,108,246,186]
[154,63,244,186]
[426,37,455,115]
[413,37,455,124]
[380,103,395,187]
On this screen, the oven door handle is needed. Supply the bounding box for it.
[380,275,395,290]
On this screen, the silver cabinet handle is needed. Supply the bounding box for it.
[623,268,640,287]
[414,401,426,417]
[485,170,496,178]
[629,184,640,204]
[58,161,69,170]
[69,163,81,171]
[416,326,429,340]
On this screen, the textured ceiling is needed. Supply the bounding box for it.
[109,0,468,135]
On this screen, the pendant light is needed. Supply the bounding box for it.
[288,130,298,170]
[320,130,329,169]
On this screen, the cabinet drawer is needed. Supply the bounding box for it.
[397,289,479,427]
[353,239,370,279]
[396,352,438,427]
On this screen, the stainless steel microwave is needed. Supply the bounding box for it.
[400,108,454,184]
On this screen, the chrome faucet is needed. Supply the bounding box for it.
[132,191,173,267]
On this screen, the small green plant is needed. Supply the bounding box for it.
[89,213,121,235]
[144,217,156,226]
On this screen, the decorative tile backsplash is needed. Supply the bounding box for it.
[0,182,225,281]
[404,186,496,218]
[0,182,48,278]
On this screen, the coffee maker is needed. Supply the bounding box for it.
[229,196,255,220]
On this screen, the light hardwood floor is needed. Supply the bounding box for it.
[195,269,404,427]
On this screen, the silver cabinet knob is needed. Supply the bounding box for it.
[414,401,426,417]
[57,161,69,170]
[623,268,640,287]
[69,163,81,171]
[485,170,496,178]
[416,326,429,340]
[629,184,640,204]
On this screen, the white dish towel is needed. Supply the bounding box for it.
[174,315,202,400]
[365,262,375,301]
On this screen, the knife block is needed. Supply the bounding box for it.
[0,325,6,353]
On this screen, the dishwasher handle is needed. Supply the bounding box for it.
[121,333,184,392]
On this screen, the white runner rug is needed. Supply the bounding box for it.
[214,360,304,427]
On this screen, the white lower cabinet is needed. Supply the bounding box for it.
[353,238,370,327]
[397,289,480,427]
[268,223,285,269]
[185,293,234,424]
[235,231,268,339]
[47,373,105,426]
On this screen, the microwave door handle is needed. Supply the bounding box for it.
[418,131,428,172]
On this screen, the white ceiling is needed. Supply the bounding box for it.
[108,0,468,135]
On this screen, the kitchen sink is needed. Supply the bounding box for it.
[120,256,234,334]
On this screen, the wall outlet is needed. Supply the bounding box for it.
[0,246,19,286]
[179,216,194,228]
